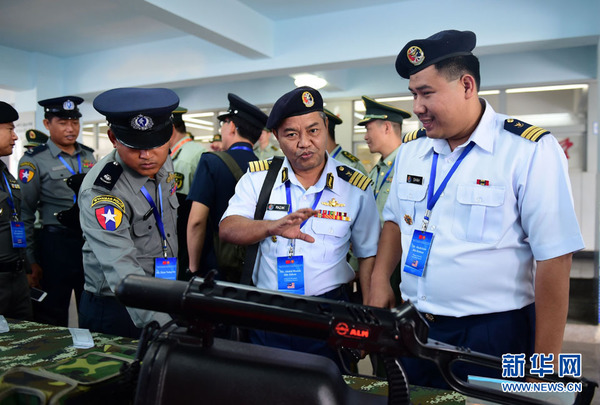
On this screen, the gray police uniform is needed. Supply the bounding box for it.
[79,150,177,335]
[18,138,96,326]
[0,160,32,320]
[330,145,367,175]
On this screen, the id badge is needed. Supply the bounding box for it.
[277,255,305,295]
[10,221,27,248]
[403,230,434,277]
[155,257,177,280]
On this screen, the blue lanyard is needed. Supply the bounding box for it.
[285,181,324,230]
[230,145,253,152]
[374,160,395,199]
[140,184,169,258]
[331,146,342,159]
[423,142,475,231]
[2,173,18,220]
[58,155,82,203]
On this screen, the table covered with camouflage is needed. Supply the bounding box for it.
[0,319,465,404]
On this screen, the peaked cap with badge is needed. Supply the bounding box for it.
[94,88,179,150]
[324,108,342,127]
[217,93,268,140]
[211,133,222,143]
[38,95,84,119]
[358,96,411,126]
[172,106,188,124]
[0,101,18,123]
[396,29,477,79]
[24,129,49,147]
[266,86,323,130]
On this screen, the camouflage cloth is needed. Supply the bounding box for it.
[0,319,465,404]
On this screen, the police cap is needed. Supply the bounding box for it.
[217,93,268,133]
[266,86,323,130]
[38,96,83,119]
[357,96,411,126]
[25,129,49,147]
[0,101,18,124]
[93,88,179,150]
[396,30,476,79]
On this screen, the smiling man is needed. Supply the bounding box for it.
[18,95,96,327]
[77,88,179,338]
[219,86,380,369]
[368,30,584,388]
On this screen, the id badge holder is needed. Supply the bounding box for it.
[10,221,27,248]
[403,230,434,277]
[155,257,177,280]
[277,255,305,295]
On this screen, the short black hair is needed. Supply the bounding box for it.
[230,116,262,144]
[435,55,480,90]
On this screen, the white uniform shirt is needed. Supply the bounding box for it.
[223,156,380,296]
[383,100,584,317]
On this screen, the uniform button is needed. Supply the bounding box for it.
[476,197,482,203]
[303,196,307,200]
[386,188,389,192]
[329,229,334,234]
[431,225,436,230]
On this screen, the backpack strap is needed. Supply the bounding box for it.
[240,156,284,285]
[207,151,244,181]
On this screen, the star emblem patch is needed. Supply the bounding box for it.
[95,206,123,231]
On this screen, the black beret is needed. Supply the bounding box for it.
[266,86,323,130]
[324,108,342,126]
[25,129,49,147]
[357,96,411,126]
[396,30,476,79]
[217,93,268,133]
[93,88,179,150]
[0,101,18,124]
[172,106,188,124]
[38,95,83,119]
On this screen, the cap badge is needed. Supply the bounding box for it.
[29,131,36,139]
[131,115,154,131]
[302,91,315,108]
[407,46,425,66]
[63,100,75,110]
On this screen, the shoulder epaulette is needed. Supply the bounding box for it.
[25,144,48,156]
[504,119,549,142]
[341,150,359,163]
[336,165,372,191]
[171,148,182,160]
[80,144,95,153]
[93,161,123,191]
[248,159,271,172]
[403,128,427,143]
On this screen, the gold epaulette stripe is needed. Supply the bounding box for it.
[249,160,271,172]
[522,126,548,142]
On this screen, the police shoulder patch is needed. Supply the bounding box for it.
[80,143,95,153]
[403,128,427,143]
[93,161,123,191]
[341,150,359,162]
[336,165,372,191]
[504,119,549,142]
[248,159,271,172]
[25,144,48,156]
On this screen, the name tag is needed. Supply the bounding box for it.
[155,257,177,280]
[403,230,433,277]
[267,203,289,212]
[277,255,304,295]
[10,221,27,248]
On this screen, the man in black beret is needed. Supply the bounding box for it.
[186,93,267,284]
[368,30,583,388]
[18,95,96,327]
[0,102,33,320]
[78,87,180,338]
[219,86,380,371]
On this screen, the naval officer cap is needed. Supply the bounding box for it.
[357,96,411,126]
[38,96,83,119]
[266,86,323,130]
[93,88,179,150]
[396,30,477,79]
[0,101,19,123]
[217,93,268,133]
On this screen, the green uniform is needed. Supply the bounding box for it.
[330,145,367,175]
[368,146,400,225]
[78,150,177,328]
[253,142,283,161]
[171,136,206,195]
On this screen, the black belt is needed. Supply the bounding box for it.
[44,225,70,233]
[0,259,24,273]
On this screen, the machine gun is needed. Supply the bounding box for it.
[116,274,596,405]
